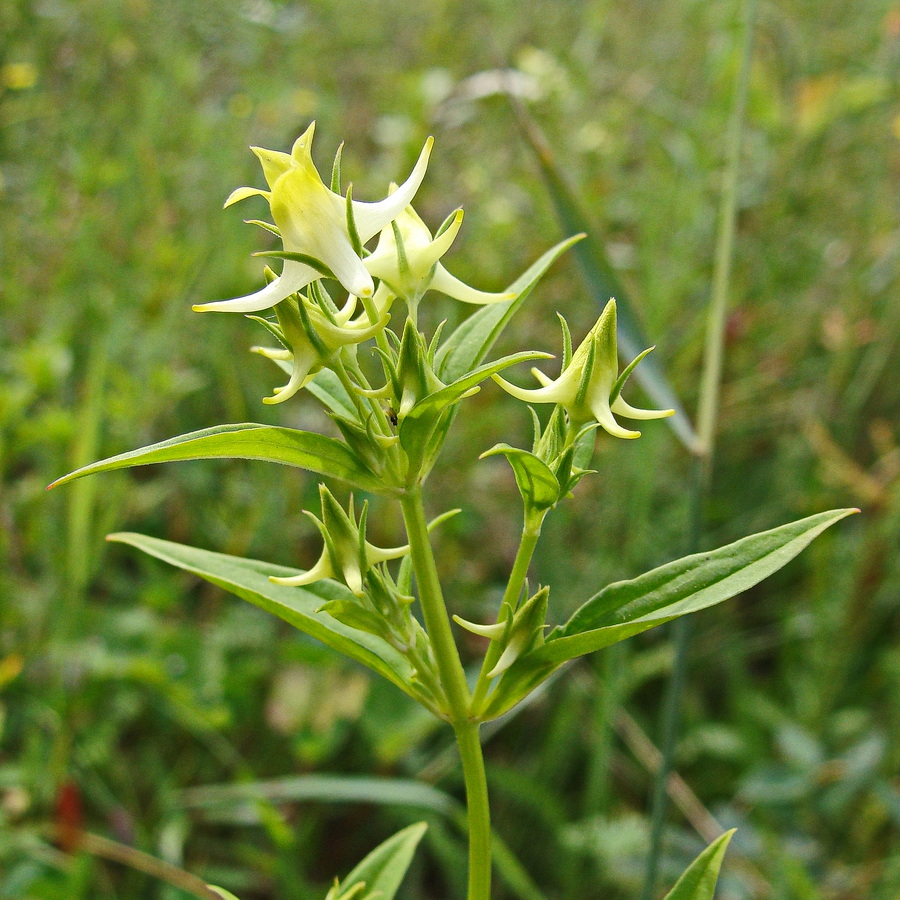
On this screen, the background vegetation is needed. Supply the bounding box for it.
[1,0,898,897]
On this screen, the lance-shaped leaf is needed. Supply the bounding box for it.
[481,508,856,718]
[48,423,387,495]
[436,234,584,384]
[106,533,440,713]
[662,830,736,900]
[340,822,428,900]
[398,350,551,479]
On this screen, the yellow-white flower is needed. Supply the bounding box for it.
[363,204,515,307]
[492,299,673,439]
[195,122,433,314]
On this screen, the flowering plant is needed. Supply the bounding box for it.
[52,123,853,900]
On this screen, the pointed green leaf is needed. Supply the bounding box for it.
[181,775,458,818]
[398,351,551,474]
[436,235,583,384]
[405,351,551,428]
[105,533,437,710]
[536,508,856,664]
[662,830,736,900]
[48,423,387,494]
[481,444,560,511]
[482,509,856,718]
[515,106,699,453]
[342,822,428,900]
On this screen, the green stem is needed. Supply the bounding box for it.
[400,488,492,900]
[455,720,492,900]
[399,487,470,720]
[333,355,374,423]
[471,511,544,713]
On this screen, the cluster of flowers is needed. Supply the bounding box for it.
[197,124,671,658]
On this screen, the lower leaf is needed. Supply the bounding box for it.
[106,532,439,712]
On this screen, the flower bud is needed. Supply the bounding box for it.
[270,485,408,596]
[492,299,673,438]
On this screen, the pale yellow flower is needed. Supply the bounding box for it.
[363,204,515,307]
[195,123,433,313]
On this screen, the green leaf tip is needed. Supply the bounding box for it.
[662,828,736,900]
[340,821,428,900]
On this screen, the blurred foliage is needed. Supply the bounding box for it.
[1,0,898,897]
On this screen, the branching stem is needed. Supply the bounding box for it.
[471,511,545,713]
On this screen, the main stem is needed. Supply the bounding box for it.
[454,720,492,900]
[400,487,492,900]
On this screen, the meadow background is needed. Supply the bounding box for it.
[1,0,898,897]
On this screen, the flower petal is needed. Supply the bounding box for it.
[452,615,506,640]
[269,552,333,586]
[491,373,567,404]
[430,265,516,305]
[351,137,434,242]
[193,260,317,314]
[611,396,674,421]
[224,185,271,209]
[317,236,375,299]
[589,398,641,439]
[251,146,294,189]
[416,208,463,270]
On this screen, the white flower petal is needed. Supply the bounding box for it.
[351,137,434,241]
[590,399,640,439]
[269,553,333,586]
[611,396,674,421]
[193,260,316,314]
[452,615,506,640]
[491,373,568,404]
[430,265,515,305]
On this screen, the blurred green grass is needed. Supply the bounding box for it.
[1,0,898,897]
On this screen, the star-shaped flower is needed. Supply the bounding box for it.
[492,299,673,439]
[195,122,433,314]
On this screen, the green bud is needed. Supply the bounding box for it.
[270,484,408,596]
[454,586,550,678]
[492,299,673,438]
